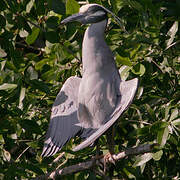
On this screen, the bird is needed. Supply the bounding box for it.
[42,3,138,157]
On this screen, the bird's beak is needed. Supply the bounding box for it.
[61,13,85,24]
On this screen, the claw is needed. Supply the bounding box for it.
[103,152,115,173]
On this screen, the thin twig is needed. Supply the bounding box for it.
[151,59,164,73]
[127,120,151,125]
[34,143,158,179]
[15,42,44,52]
[26,18,45,32]
[15,146,30,162]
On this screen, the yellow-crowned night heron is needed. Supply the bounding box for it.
[42,4,138,157]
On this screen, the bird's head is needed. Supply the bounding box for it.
[61,4,108,25]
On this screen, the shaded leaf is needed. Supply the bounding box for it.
[45,31,60,43]
[0,15,6,28]
[48,0,65,14]
[46,16,59,29]
[30,79,50,93]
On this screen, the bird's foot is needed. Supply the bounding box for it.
[103,152,115,173]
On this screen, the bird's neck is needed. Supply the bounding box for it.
[82,19,114,74]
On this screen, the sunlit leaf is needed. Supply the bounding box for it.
[26,27,40,45]
[0,83,17,90]
[131,63,146,76]
[169,108,179,121]
[116,55,132,66]
[133,153,153,167]
[19,87,26,110]
[152,150,163,161]
[0,48,7,58]
[3,149,11,162]
[26,0,35,13]
[157,127,169,147]
[172,119,180,126]
[66,0,80,15]
[166,21,178,48]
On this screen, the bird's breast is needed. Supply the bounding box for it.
[77,72,117,129]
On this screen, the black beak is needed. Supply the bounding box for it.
[61,13,85,24]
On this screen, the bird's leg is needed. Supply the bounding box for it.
[92,139,104,170]
[104,126,116,173]
[106,126,115,155]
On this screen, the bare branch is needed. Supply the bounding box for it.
[35,143,158,180]
[15,146,30,162]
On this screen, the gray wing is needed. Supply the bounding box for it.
[73,77,138,151]
[42,76,82,157]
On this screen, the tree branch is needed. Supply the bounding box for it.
[35,143,158,180]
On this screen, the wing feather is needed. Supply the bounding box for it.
[42,77,82,157]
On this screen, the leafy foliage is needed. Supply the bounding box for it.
[0,0,179,179]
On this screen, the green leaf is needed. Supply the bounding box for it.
[157,127,169,147]
[45,31,60,43]
[0,15,6,28]
[26,0,35,13]
[152,150,163,161]
[27,66,38,80]
[46,16,59,29]
[169,108,179,121]
[166,21,178,49]
[145,104,156,120]
[131,63,146,76]
[3,149,11,162]
[0,0,6,11]
[48,0,65,14]
[0,48,7,58]
[26,27,40,45]
[35,58,51,70]
[0,134,4,144]
[133,153,153,167]
[0,83,17,91]
[66,0,80,15]
[172,119,180,126]
[151,121,168,134]
[124,0,143,11]
[118,65,131,81]
[19,87,26,110]
[26,141,39,149]
[30,79,50,94]
[19,120,42,134]
[116,55,132,66]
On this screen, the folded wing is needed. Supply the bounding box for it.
[73,77,138,151]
